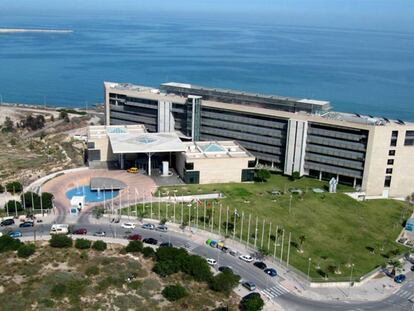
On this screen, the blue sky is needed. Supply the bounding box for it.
[1,0,413,31]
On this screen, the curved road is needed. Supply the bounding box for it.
[7,212,414,311]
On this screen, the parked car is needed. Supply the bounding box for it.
[264,268,277,277]
[156,225,168,232]
[19,222,34,228]
[229,250,240,257]
[127,234,142,241]
[218,266,233,273]
[122,223,136,229]
[9,230,22,238]
[405,254,414,264]
[143,238,158,245]
[242,281,256,291]
[142,223,155,230]
[239,254,254,263]
[94,231,106,237]
[73,228,87,235]
[253,261,267,270]
[394,274,406,283]
[127,167,138,174]
[159,242,173,248]
[206,258,217,266]
[1,219,15,226]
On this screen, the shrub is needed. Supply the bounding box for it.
[80,251,89,260]
[162,284,187,301]
[125,240,143,253]
[85,266,100,276]
[92,240,107,251]
[17,243,36,258]
[49,235,72,248]
[4,200,23,212]
[153,260,181,277]
[291,171,301,181]
[182,254,213,282]
[0,184,4,193]
[5,181,23,193]
[255,169,271,182]
[75,238,91,250]
[209,270,240,295]
[239,293,264,311]
[0,235,21,252]
[142,247,156,258]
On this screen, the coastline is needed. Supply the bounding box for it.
[0,28,73,34]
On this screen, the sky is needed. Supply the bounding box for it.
[1,0,413,32]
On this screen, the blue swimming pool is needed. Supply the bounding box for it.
[66,185,119,203]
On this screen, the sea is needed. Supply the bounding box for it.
[0,11,413,120]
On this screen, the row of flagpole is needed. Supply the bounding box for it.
[3,185,45,217]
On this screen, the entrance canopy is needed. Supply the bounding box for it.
[108,132,186,154]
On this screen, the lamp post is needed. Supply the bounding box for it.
[307,258,312,279]
[349,263,355,296]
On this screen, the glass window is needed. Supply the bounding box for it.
[185,162,194,170]
[390,131,398,147]
[405,131,414,146]
[384,176,392,188]
[387,159,394,165]
[388,150,396,156]
[386,168,393,174]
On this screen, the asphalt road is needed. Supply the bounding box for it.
[4,216,414,311]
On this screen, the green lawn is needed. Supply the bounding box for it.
[122,174,411,282]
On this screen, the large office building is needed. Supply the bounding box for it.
[104,81,414,198]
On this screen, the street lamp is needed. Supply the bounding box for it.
[307,258,312,279]
[349,263,355,297]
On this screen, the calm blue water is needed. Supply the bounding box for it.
[66,185,119,203]
[0,12,413,120]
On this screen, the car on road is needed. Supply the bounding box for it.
[218,266,233,273]
[122,223,136,229]
[156,225,168,232]
[73,228,87,235]
[94,231,106,237]
[19,222,34,228]
[207,258,217,266]
[1,219,15,226]
[142,223,155,230]
[9,230,22,238]
[239,254,254,262]
[394,274,406,283]
[264,268,277,277]
[229,250,240,257]
[127,167,138,174]
[127,234,142,241]
[253,261,267,270]
[242,281,256,291]
[159,242,173,248]
[143,238,158,245]
[411,266,414,272]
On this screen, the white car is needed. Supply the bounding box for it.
[207,258,217,266]
[142,223,155,230]
[156,225,168,232]
[122,223,136,229]
[239,254,254,262]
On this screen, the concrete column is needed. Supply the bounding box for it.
[319,171,322,181]
[120,154,124,169]
[147,153,152,176]
[353,178,357,188]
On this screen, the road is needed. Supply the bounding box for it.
[5,215,414,311]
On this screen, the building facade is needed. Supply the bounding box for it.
[104,82,414,198]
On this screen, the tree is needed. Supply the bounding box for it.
[255,169,271,182]
[92,240,107,251]
[299,235,306,253]
[291,171,301,181]
[162,284,187,301]
[21,114,45,131]
[5,181,23,193]
[0,235,21,253]
[239,293,264,311]
[17,244,36,258]
[142,247,156,258]
[75,238,91,249]
[0,184,4,193]
[4,200,23,213]
[125,240,143,253]
[92,206,105,220]
[49,235,72,248]
[209,269,240,295]
[181,254,213,282]
[2,116,14,132]
[59,111,70,122]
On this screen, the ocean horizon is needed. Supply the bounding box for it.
[0,11,413,120]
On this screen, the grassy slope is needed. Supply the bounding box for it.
[152,174,410,280]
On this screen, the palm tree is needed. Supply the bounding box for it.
[299,235,306,253]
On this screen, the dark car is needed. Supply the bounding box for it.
[19,222,34,228]
[1,219,15,226]
[73,228,87,235]
[242,281,256,291]
[264,268,277,277]
[394,274,406,283]
[128,234,142,241]
[411,265,414,272]
[253,261,267,270]
[160,242,173,248]
[218,266,233,273]
[143,238,158,245]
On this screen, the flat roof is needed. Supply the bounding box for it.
[183,141,254,160]
[108,131,186,154]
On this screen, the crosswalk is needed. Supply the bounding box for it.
[261,284,289,300]
[394,289,414,300]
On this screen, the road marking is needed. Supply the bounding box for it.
[396,289,413,298]
[261,284,289,300]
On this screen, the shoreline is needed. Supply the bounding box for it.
[0,28,73,34]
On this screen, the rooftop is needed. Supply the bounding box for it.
[183,141,254,160]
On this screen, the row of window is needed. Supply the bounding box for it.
[390,130,414,146]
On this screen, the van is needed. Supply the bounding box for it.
[50,224,69,235]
